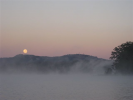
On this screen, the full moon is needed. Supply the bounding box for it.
[23,49,27,54]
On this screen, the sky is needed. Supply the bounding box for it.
[0,0,133,59]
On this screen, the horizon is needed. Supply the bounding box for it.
[0,53,107,60]
[1,0,133,59]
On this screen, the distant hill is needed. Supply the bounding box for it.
[0,54,113,74]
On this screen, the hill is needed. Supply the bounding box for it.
[0,54,113,74]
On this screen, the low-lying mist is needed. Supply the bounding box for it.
[0,54,113,75]
[3,54,133,100]
[0,60,112,75]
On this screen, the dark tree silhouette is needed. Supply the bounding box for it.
[110,41,133,74]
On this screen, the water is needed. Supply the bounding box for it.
[0,74,133,100]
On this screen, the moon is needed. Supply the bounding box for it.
[23,49,27,54]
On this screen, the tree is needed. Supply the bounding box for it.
[110,41,133,74]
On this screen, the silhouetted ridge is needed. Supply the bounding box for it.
[0,54,113,74]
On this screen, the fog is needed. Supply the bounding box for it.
[1,73,133,100]
[0,57,113,75]
[1,55,132,100]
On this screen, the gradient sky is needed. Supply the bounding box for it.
[0,0,133,59]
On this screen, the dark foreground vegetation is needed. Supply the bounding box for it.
[110,41,133,74]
